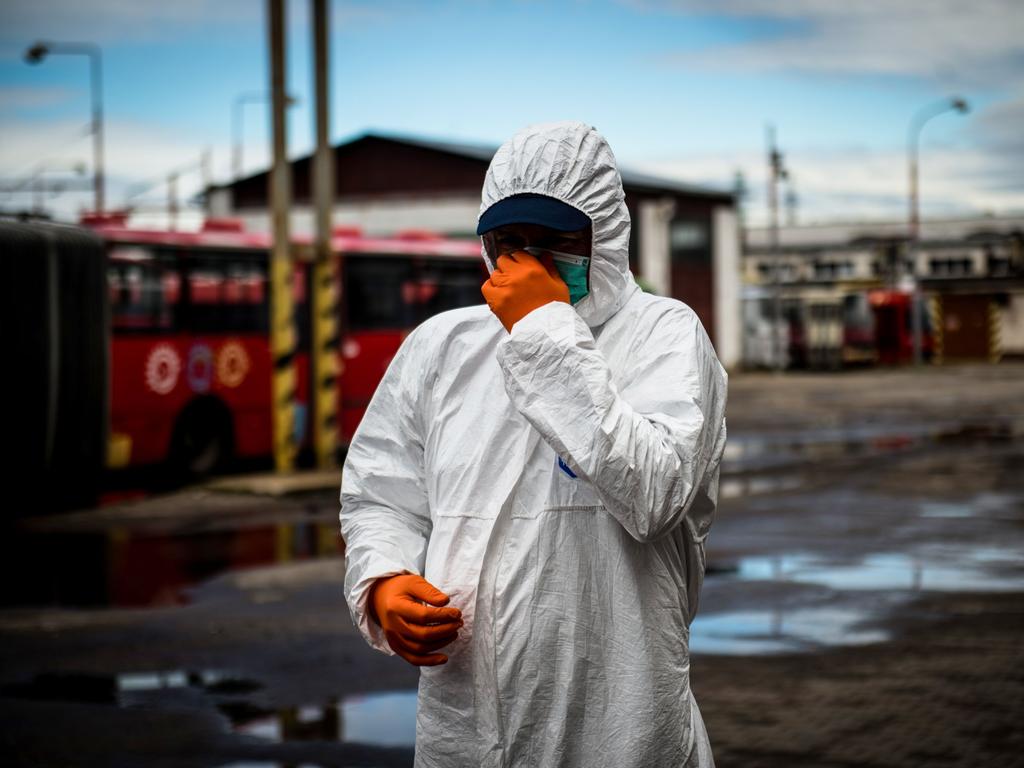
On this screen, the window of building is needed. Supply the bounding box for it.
[668,217,712,283]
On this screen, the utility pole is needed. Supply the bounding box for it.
[233,91,298,179]
[906,96,969,365]
[167,171,179,231]
[784,177,798,227]
[268,0,298,472]
[766,124,787,372]
[311,0,339,469]
[200,148,212,193]
[25,41,105,213]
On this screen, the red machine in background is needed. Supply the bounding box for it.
[91,214,485,477]
[868,289,934,365]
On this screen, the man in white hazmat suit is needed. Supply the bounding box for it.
[340,121,727,767]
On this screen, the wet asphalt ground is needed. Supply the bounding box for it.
[1,363,1023,767]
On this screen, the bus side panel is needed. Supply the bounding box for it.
[338,330,405,444]
[188,333,275,459]
[110,334,276,465]
[110,335,189,466]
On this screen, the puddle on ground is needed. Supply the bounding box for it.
[690,606,888,655]
[719,474,805,499]
[0,518,342,608]
[697,533,1024,654]
[727,545,1024,593]
[0,668,263,706]
[225,690,417,748]
[917,492,1021,520]
[722,419,1017,474]
[0,668,410,753]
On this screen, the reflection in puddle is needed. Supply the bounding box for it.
[918,492,1020,520]
[918,502,973,518]
[1,519,342,608]
[691,607,888,655]
[0,668,263,706]
[719,474,804,499]
[722,420,1016,474]
[697,537,1024,654]
[731,546,1024,592]
[226,690,417,748]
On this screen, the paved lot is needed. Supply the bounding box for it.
[1,363,1022,767]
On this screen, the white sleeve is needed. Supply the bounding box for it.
[496,300,728,544]
[339,330,433,654]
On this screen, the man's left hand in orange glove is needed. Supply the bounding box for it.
[482,250,570,332]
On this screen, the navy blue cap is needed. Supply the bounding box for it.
[476,193,591,236]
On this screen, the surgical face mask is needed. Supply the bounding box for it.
[523,247,590,305]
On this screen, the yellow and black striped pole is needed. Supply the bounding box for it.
[269,256,297,472]
[311,256,339,467]
[268,0,296,473]
[928,296,943,365]
[989,300,1002,364]
[311,0,338,469]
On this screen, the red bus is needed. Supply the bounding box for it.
[89,215,486,477]
[868,289,934,365]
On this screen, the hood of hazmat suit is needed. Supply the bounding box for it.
[340,121,727,768]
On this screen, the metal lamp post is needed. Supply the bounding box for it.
[232,91,297,179]
[766,124,788,372]
[25,41,105,215]
[907,96,969,365]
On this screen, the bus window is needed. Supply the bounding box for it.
[345,256,417,330]
[415,259,487,319]
[185,251,268,334]
[108,246,178,332]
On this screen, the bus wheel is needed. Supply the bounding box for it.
[169,400,234,481]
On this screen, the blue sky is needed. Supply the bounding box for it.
[1,0,1021,226]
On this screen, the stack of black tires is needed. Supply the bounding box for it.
[1,219,108,514]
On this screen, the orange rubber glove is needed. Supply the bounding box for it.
[482,250,570,332]
[369,574,463,666]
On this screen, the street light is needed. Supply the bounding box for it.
[24,40,105,214]
[31,162,88,214]
[766,123,789,372]
[232,90,298,179]
[907,95,969,364]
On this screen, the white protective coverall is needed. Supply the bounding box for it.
[340,121,727,768]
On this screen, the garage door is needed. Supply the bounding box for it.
[941,295,991,360]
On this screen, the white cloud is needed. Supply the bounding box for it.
[632,142,1024,225]
[975,94,1024,154]
[0,84,73,110]
[638,0,1023,87]
[0,0,398,53]
[0,0,260,49]
[622,0,1024,223]
[0,115,231,222]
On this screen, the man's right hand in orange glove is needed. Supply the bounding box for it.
[369,574,463,666]
[482,250,570,332]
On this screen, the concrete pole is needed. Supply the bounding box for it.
[200,149,212,191]
[25,42,105,213]
[90,47,104,214]
[168,171,178,231]
[33,168,44,214]
[232,96,245,180]
[268,0,297,473]
[311,0,339,469]
[908,128,922,366]
[767,124,783,371]
[906,97,969,366]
